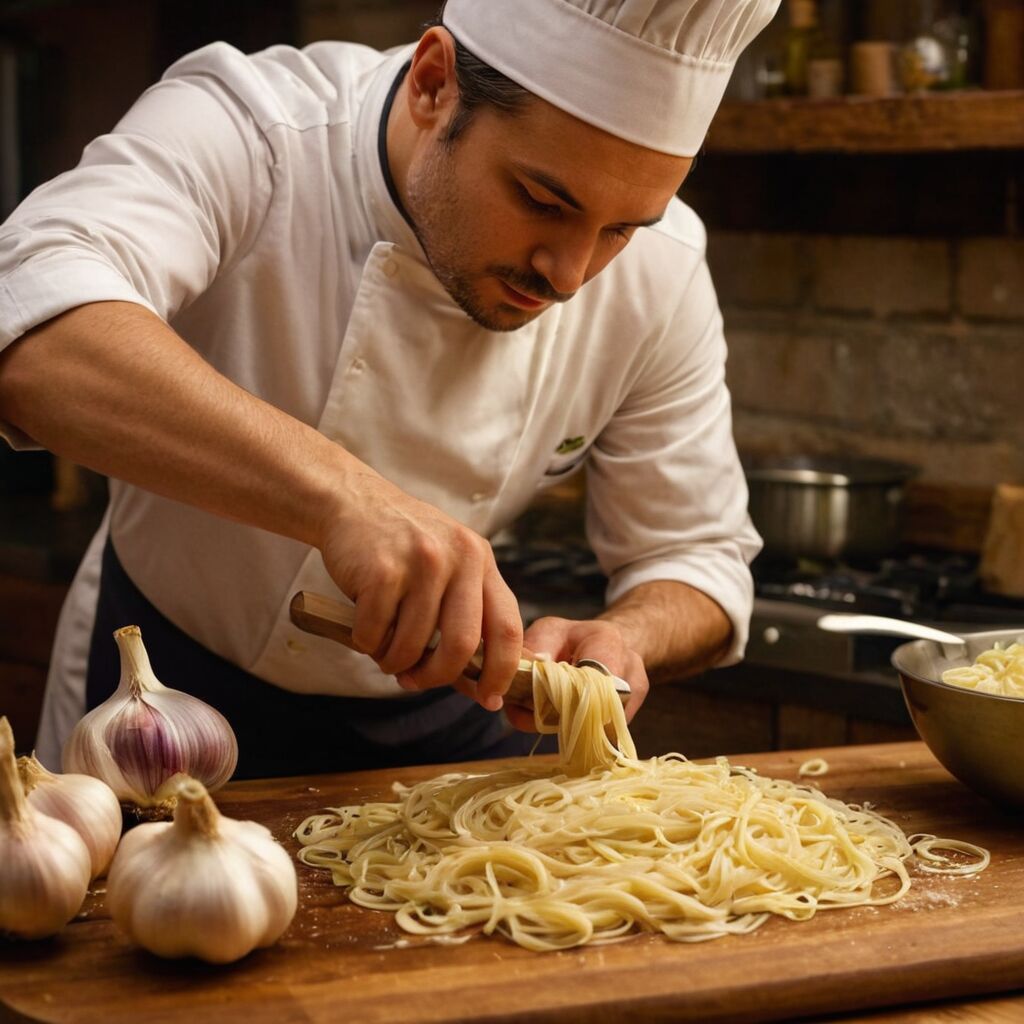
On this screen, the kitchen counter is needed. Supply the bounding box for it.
[2,741,1022,1024]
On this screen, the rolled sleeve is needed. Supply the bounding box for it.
[586,256,762,666]
[0,250,160,349]
[0,257,158,448]
[0,61,273,446]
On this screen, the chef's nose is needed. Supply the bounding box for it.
[531,232,595,297]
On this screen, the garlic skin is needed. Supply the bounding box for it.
[0,717,91,939]
[17,755,122,879]
[106,777,297,963]
[63,625,238,815]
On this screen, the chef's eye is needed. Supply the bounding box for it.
[515,183,561,217]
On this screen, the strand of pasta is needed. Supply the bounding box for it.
[798,757,829,777]
[295,660,987,951]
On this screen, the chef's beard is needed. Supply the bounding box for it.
[405,142,567,332]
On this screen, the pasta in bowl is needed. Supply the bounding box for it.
[940,641,1024,697]
[892,628,1024,809]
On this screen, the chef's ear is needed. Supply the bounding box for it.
[406,27,460,130]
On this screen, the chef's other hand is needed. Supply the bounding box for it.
[505,617,650,732]
[317,472,522,711]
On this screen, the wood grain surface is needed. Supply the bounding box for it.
[706,91,1024,153]
[2,742,1023,1024]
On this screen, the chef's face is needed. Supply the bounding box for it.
[400,34,693,332]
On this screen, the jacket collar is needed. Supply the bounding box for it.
[353,44,424,258]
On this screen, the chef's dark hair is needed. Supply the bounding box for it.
[428,3,532,144]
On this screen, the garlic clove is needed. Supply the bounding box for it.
[18,755,122,879]
[63,626,238,818]
[1,818,92,939]
[106,777,297,963]
[0,718,92,939]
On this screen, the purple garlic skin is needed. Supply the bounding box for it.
[63,626,238,810]
[105,696,186,800]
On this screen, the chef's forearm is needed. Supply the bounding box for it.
[0,301,355,548]
[598,579,732,681]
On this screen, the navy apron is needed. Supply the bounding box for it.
[86,538,553,779]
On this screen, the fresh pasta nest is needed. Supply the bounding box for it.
[295,661,987,951]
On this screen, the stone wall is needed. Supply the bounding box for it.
[709,232,1024,487]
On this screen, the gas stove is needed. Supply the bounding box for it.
[493,540,606,624]
[752,551,1024,624]
[494,541,1024,684]
[748,551,1024,683]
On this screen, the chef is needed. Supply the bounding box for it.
[0,0,774,777]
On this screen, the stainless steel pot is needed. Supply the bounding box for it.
[744,455,919,562]
[892,629,1024,809]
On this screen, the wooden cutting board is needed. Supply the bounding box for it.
[2,742,1023,1024]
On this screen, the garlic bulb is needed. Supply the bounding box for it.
[107,777,297,963]
[63,625,238,817]
[0,717,91,939]
[18,754,121,879]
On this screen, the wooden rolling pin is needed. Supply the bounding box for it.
[289,590,630,710]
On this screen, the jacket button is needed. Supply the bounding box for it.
[349,356,366,373]
[382,259,399,278]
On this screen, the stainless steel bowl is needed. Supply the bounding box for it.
[892,628,1024,809]
[744,455,918,562]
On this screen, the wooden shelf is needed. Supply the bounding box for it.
[707,91,1024,154]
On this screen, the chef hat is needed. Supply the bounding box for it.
[442,0,780,157]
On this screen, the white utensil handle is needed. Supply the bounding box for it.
[816,613,963,645]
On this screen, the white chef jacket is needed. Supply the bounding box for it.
[0,40,761,765]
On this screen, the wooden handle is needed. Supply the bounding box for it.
[289,591,361,651]
[289,591,536,706]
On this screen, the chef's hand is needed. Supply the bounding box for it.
[317,470,522,712]
[504,616,650,732]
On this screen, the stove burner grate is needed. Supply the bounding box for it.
[753,551,1022,622]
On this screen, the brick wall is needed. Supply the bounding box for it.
[708,232,1024,487]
